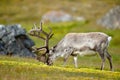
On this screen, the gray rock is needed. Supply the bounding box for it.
[42,10,73,22]
[97,6,120,29]
[0,24,35,58]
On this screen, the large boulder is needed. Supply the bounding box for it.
[42,10,73,22]
[0,24,36,58]
[97,6,120,29]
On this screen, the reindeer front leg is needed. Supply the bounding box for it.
[73,56,78,68]
[63,47,74,67]
[63,54,70,67]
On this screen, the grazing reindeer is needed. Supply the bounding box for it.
[47,32,113,71]
[28,22,53,63]
[28,22,113,71]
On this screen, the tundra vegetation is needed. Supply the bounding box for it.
[0,0,120,80]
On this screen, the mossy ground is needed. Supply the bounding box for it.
[0,56,120,80]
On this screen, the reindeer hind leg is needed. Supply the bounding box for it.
[97,49,106,70]
[105,50,113,71]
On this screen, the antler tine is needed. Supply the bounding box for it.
[48,26,54,39]
[29,26,33,33]
[39,21,48,36]
[29,24,35,34]
[40,21,43,31]
[34,23,38,30]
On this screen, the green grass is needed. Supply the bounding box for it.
[0,56,120,80]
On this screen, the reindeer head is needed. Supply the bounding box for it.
[46,46,56,65]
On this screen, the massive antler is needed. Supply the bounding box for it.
[29,21,53,53]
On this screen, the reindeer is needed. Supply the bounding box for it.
[29,22,113,71]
